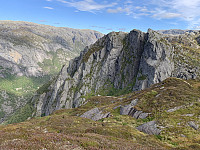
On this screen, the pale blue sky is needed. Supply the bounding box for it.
[1,0,200,33]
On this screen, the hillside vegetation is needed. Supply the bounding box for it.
[0,78,200,150]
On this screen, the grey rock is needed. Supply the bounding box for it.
[138,112,149,119]
[132,110,143,119]
[130,99,138,106]
[136,121,161,135]
[80,108,99,119]
[113,105,121,110]
[127,108,149,119]
[155,94,161,97]
[120,99,138,115]
[119,99,149,119]
[188,121,199,130]
[167,106,183,112]
[120,105,133,115]
[180,134,186,137]
[133,29,175,91]
[80,108,110,121]
[182,114,194,117]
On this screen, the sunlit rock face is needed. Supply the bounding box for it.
[32,29,200,117]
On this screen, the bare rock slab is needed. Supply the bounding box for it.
[136,121,161,135]
[80,108,110,121]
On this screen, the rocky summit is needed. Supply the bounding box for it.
[30,28,200,117]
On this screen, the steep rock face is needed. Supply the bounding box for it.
[32,29,200,117]
[134,29,174,90]
[0,20,103,77]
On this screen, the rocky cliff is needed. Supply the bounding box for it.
[31,29,200,117]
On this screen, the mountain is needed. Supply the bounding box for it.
[1,78,200,149]
[157,29,198,35]
[0,20,103,77]
[28,29,200,118]
[0,20,103,123]
[1,28,200,149]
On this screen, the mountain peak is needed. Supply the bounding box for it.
[29,28,199,117]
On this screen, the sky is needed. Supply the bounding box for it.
[1,0,200,34]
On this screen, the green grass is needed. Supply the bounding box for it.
[98,78,136,97]
[138,75,147,80]
[0,75,50,96]
[38,49,76,75]
[0,74,51,123]
[83,45,104,63]
[0,111,5,118]
[5,103,35,124]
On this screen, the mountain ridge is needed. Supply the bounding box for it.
[29,28,200,118]
[157,29,199,35]
[1,27,200,149]
[0,20,103,77]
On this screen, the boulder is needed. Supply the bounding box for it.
[120,99,149,119]
[80,108,110,121]
[136,121,161,135]
[188,121,199,130]
[120,99,138,115]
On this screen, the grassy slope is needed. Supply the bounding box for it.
[0,75,50,96]
[0,77,199,150]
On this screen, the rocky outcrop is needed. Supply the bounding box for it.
[80,108,110,121]
[188,121,199,130]
[120,99,138,115]
[133,29,175,91]
[31,29,200,117]
[136,121,161,135]
[0,20,103,77]
[120,99,149,119]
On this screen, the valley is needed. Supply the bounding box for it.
[0,21,103,123]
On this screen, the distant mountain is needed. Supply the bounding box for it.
[0,20,103,123]
[0,20,103,77]
[157,29,199,35]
